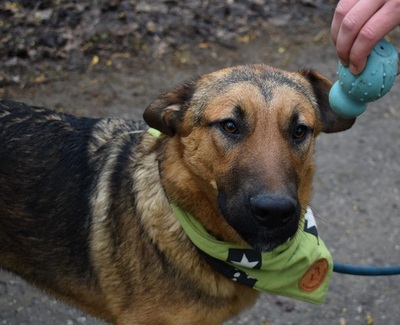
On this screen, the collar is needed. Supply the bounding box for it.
[148,128,332,304]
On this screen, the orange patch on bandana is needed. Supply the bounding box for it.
[299,258,329,292]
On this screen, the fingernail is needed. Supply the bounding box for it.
[349,64,360,76]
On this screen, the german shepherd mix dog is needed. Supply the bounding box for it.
[0,65,355,325]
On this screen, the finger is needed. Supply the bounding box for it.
[331,0,359,45]
[348,4,400,74]
[335,0,385,67]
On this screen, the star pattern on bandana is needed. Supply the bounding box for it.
[227,249,262,269]
[304,207,319,239]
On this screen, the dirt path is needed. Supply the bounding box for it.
[1,1,400,324]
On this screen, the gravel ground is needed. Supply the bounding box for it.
[1,1,400,324]
[0,0,333,84]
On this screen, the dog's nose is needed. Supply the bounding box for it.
[250,194,297,227]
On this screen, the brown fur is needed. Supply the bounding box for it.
[0,64,355,324]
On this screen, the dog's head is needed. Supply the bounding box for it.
[144,64,355,252]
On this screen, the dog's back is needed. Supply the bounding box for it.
[0,100,95,270]
[0,99,147,319]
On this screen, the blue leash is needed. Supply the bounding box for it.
[333,262,400,276]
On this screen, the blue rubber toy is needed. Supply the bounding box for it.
[329,39,398,118]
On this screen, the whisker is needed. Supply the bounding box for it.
[300,199,327,224]
[308,205,326,224]
[117,130,146,137]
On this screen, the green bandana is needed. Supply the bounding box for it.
[171,205,332,304]
[148,128,332,304]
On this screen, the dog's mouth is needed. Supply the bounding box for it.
[218,192,301,252]
[245,224,299,252]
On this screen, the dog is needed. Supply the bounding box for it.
[0,64,355,325]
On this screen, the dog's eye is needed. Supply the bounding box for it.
[220,120,239,134]
[292,125,309,141]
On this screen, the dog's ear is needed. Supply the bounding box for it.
[300,69,356,133]
[143,79,198,137]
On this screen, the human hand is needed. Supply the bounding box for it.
[331,0,400,75]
